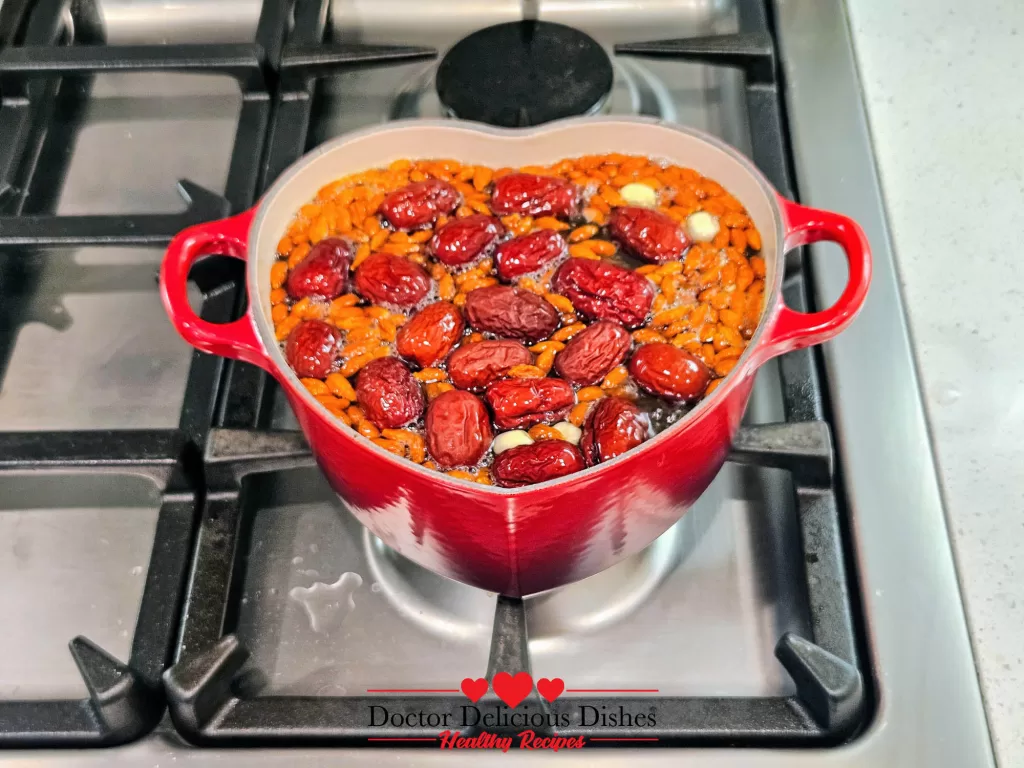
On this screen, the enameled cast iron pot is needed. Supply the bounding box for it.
[161,118,871,597]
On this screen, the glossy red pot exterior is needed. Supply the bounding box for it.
[160,118,871,596]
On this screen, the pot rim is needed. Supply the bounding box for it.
[248,116,786,495]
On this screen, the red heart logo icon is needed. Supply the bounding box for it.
[460,677,488,703]
[536,677,564,702]
[491,671,533,708]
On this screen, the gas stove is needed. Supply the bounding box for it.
[0,0,994,766]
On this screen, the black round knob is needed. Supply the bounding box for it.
[436,21,614,128]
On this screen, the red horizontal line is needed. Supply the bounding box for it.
[589,738,661,742]
[366,689,460,693]
[367,737,438,742]
[565,689,660,693]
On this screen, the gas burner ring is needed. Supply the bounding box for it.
[362,528,494,642]
[362,521,685,644]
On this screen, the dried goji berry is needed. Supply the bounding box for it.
[553,320,631,386]
[356,357,425,429]
[425,389,493,469]
[395,301,465,368]
[485,378,575,429]
[447,340,534,391]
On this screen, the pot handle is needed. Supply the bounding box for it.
[160,207,273,372]
[757,198,872,360]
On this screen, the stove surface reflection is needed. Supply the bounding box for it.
[233,452,806,698]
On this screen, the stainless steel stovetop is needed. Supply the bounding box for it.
[0,0,994,765]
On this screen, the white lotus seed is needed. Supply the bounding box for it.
[619,183,658,208]
[686,211,720,242]
[552,421,582,445]
[492,430,534,455]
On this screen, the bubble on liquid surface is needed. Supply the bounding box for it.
[130,565,143,576]
[289,572,363,634]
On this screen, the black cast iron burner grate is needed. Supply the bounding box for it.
[160,0,867,747]
[0,0,270,742]
[0,0,433,747]
[161,421,864,746]
[0,0,869,750]
[0,430,191,746]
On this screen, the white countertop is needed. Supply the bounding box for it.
[845,0,1024,763]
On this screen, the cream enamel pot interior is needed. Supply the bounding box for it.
[161,117,871,596]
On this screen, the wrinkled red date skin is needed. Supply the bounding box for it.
[356,357,425,429]
[490,173,578,218]
[580,396,649,466]
[492,440,587,488]
[425,389,493,469]
[628,342,711,403]
[428,214,504,267]
[552,258,655,328]
[378,179,460,229]
[447,340,534,391]
[395,301,465,368]
[285,320,341,379]
[494,229,567,281]
[285,237,352,300]
[608,206,691,264]
[354,252,432,308]
[485,377,576,430]
[553,320,632,386]
[464,284,560,343]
